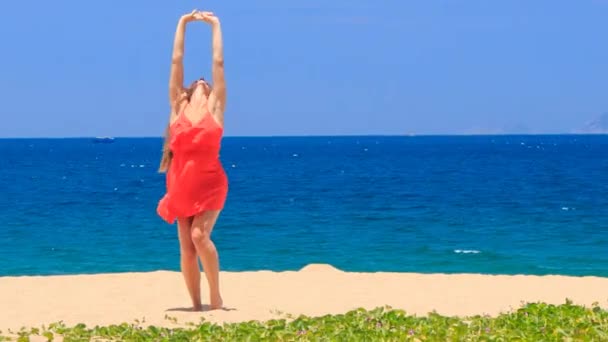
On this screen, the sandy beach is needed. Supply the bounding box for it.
[1,264,608,332]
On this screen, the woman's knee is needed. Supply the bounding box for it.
[177,217,197,257]
[191,226,211,247]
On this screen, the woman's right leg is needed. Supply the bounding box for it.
[190,211,223,310]
[177,216,202,311]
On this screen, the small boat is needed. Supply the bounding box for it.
[92,137,115,144]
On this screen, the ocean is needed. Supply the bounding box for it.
[1,135,607,277]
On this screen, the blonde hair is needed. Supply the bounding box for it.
[158,122,173,173]
[158,80,211,173]
[158,92,185,173]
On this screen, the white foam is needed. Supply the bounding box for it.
[454,249,481,254]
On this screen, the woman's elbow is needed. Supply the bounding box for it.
[213,58,224,68]
[172,54,184,64]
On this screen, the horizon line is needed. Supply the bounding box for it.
[0,132,607,140]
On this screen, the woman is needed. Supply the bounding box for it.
[157,9,227,311]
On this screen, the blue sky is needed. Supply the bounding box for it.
[1,0,607,137]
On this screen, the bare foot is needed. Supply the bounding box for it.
[192,303,203,312]
[209,296,223,310]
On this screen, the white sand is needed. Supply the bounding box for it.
[1,264,608,331]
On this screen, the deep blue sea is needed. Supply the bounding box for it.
[1,135,607,277]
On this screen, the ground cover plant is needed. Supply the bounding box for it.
[2,300,607,341]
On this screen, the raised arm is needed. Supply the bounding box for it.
[168,11,196,106]
[210,16,226,110]
[199,12,226,114]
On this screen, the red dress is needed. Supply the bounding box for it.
[157,107,228,224]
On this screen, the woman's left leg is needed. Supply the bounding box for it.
[176,216,202,311]
[190,210,223,309]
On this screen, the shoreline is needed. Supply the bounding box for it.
[2,264,608,331]
[3,270,608,280]
[4,263,608,279]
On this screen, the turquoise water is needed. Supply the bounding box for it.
[1,135,607,276]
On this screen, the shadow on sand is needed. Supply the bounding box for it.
[165,305,236,313]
